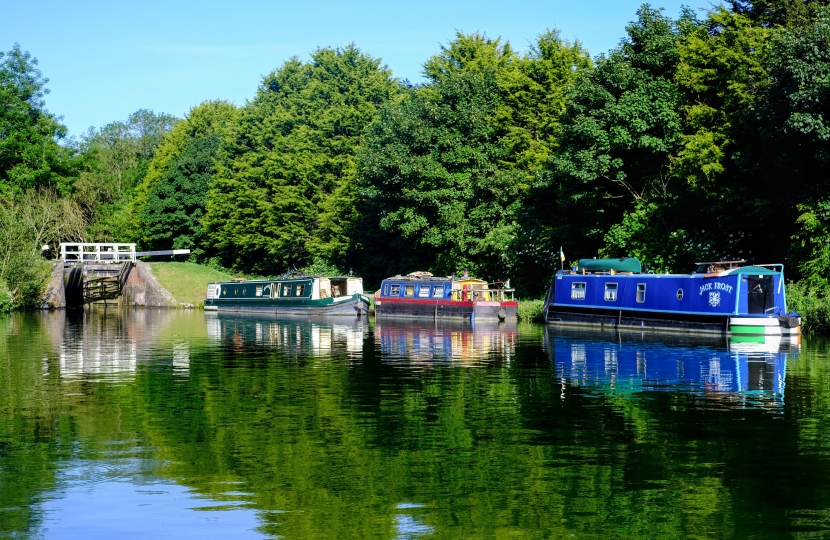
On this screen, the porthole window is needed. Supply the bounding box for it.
[676,288,684,301]
[234,288,238,296]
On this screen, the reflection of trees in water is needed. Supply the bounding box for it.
[4,314,830,538]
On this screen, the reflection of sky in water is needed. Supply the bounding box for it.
[39,460,263,539]
[394,503,434,539]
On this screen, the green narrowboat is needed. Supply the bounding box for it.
[204,275,369,316]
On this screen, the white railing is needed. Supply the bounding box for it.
[60,243,136,262]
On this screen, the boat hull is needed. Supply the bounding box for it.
[205,293,369,316]
[375,297,517,321]
[545,305,730,333]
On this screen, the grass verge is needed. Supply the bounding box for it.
[149,262,234,307]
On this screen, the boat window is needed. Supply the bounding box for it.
[389,284,401,296]
[432,286,445,298]
[636,283,646,303]
[295,284,306,296]
[571,282,586,300]
[283,284,293,297]
[242,287,246,295]
[255,286,263,297]
[222,288,227,296]
[676,288,684,301]
[234,288,238,296]
[417,285,430,298]
[382,284,389,296]
[405,285,415,297]
[604,283,618,301]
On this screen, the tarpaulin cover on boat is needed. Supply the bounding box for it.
[577,257,642,273]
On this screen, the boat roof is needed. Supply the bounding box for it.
[578,258,642,273]
[382,272,488,284]
[722,265,781,276]
[210,275,357,284]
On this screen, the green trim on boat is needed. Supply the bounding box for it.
[730,335,768,343]
[730,325,770,334]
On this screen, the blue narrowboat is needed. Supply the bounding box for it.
[542,258,801,338]
[375,272,518,321]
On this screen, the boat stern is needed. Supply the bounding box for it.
[729,314,802,339]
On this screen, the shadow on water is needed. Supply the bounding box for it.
[3,310,830,538]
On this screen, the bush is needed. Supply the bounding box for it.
[518,299,545,323]
[786,281,830,335]
[0,281,14,313]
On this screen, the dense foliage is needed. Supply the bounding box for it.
[7,1,830,309]
[203,45,399,274]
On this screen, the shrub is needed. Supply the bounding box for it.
[518,299,545,323]
[786,281,830,335]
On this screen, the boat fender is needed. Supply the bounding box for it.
[498,308,507,320]
[778,314,800,328]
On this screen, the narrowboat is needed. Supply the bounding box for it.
[204,275,369,316]
[375,272,518,321]
[543,258,801,338]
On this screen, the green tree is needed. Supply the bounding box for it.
[769,8,830,284]
[203,45,398,274]
[532,7,690,271]
[359,71,524,280]
[75,109,177,241]
[135,101,237,257]
[0,45,78,194]
[357,31,589,287]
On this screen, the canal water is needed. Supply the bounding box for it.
[1,310,828,538]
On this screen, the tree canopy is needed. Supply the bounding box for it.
[203,45,399,274]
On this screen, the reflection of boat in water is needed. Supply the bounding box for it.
[374,319,517,366]
[206,312,368,356]
[544,327,799,400]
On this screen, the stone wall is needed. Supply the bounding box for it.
[122,261,177,307]
[40,262,67,309]
[40,261,178,308]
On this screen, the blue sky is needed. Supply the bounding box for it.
[1,0,696,136]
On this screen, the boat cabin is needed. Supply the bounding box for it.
[378,273,515,302]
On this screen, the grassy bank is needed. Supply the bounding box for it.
[149,262,234,307]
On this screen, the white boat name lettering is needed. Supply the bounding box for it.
[699,282,733,296]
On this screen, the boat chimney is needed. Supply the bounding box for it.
[349,268,353,277]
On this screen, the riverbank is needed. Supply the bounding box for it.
[148,262,234,307]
